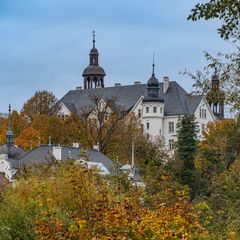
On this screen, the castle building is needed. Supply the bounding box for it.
[55,32,225,151]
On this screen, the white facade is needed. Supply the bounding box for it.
[132,96,215,151]
[0,154,17,181]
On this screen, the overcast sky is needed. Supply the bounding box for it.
[0,0,233,112]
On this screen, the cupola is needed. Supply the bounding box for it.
[82,31,106,89]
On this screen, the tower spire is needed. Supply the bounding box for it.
[152,53,155,77]
[5,104,14,144]
[8,104,12,130]
[92,30,96,48]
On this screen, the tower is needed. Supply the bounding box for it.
[5,104,14,145]
[206,71,225,119]
[82,31,106,89]
[142,58,164,138]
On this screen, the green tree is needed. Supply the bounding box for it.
[175,115,199,195]
[188,0,240,40]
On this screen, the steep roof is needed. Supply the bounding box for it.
[9,145,115,175]
[0,144,25,160]
[55,82,203,116]
[187,95,204,114]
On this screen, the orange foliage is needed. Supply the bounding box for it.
[4,163,208,239]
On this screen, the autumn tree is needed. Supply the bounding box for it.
[194,119,240,195]
[208,159,240,238]
[0,162,208,239]
[15,127,40,151]
[78,94,132,154]
[21,90,57,120]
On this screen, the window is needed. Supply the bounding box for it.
[146,107,149,113]
[159,129,162,135]
[146,122,150,130]
[213,104,218,113]
[160,107,163,114]
[200,108,207,119]
[153,106,157,113]
[138,109,142,118]
[168,122,174,133]
[169,139,174,151]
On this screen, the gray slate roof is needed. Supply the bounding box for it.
[187,95,204,114]
[9,145,116,174]
[55,82,203,116]
[0,144,25,159]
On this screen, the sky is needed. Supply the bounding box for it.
[0,0,233,112]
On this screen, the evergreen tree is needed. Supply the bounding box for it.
[175,114,199,194]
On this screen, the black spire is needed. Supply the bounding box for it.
[152,53,155,77]
[5,104,14,145]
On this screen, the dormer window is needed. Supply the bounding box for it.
[200,108,207,119]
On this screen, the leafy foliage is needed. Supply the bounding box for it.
[21,90,57,120]
[188,0,240,40]
[0,162,208,239]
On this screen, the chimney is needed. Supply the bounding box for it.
[53,146,62,160]
[134,81,141,85]
[163,76,169,93]
[115,83,121,87]
[72,142,79,148]
[93,143,99,151]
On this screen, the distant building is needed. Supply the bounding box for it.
[0,105,25,161]
[0,105,138,182]
[55,32,225,151]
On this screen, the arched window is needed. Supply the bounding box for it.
[153,106,157,113]
[146,107,149,113]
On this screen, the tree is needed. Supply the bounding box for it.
[194,119,240,196]
[208,159,240,238]
[174,115,199,195]
[78,94,131,154]
[21,90,57,120]
[188,0,240,40]
[0,162,208,239]
[15,127,40,151]
[186,0,240,115]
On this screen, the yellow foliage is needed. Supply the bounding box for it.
[0,162,208,239]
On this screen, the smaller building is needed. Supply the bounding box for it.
[10,144,116,176]
[0,105,25,180]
